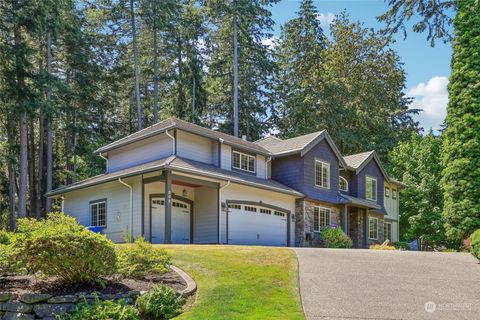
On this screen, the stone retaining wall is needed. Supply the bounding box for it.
[0,291,140,320]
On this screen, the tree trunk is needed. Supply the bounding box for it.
[73,111,78,183]
[153,18,159,124]
[130,0,142,130]
[7,113,16,230]
[28,118,37,217]
[45,31,53,213]
[233,15,239,137]
[191,77,196,123]
[177,37,185,118]
[36,110,45,218]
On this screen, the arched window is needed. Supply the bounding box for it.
[339,176,348,192]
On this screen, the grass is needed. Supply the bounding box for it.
[157,245,304,320]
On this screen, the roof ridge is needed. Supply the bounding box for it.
[254,135,282,143]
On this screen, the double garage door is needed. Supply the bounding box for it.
[227,203,288,247]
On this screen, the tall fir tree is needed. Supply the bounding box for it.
[442,0,480,241]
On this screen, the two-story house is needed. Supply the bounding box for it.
[47,117,402,248]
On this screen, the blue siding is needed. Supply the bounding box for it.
[302,140,340,203]
[340,170,357,196]
[356,159,386,213]
[271,154,304,192]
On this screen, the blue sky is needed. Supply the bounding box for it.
[269,0,452,132]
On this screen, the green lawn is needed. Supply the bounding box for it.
[157,245,304,320]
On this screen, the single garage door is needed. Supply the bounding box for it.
[151,197,191,244]
[227,203,288,246]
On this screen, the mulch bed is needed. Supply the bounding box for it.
[0,269,187,295]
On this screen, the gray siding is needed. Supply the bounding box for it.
[107,134,172,173]
[177,130,214,164]
[256,154,266,179]
[220,144,232,170]
[193,186,218,243]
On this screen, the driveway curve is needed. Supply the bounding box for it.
[293,248,480,320]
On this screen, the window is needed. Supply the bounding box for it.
[339,176,348,192]
[369,217,378,239]
[313,207,331,231]
[384,222,392,241]
[260,208,271,215]
[90,200,106,227]
[392,189,397,199]
[228,204,241,210]
[244,206,257,212]
[315,160,330,189]
[232,151,255,173]
[366,176,377,201]
[274,211,286,217]
[385,187,390,198]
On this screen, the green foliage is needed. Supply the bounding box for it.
[389,133,446,249]
[136,285,184,320]
[470,230,480,261]
[393,241,411,251]
[320,227,352,248]
[16,212,116,284]
[61,297,139,320]
[0,229,11,245]
[117,237,171,279]
[442,0,480,242]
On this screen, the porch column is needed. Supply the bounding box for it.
[164,170,172,244]
[341,205,348,233]
[363,209,368,248]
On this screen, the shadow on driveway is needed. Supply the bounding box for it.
[293,248,480,320]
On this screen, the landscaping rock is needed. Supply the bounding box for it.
[47,295,78,303]
[2,312,35,320]
[0,293,17,302]
[33,303,74,318]
[0,302,33,313]
[19,294,52,304]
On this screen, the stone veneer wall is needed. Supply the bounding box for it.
[0,291,140,320]
[295,199,340,247]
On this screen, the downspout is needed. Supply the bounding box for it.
[265,156,272,179]
[118,177,133,242]
[165,129,175,155]
[219,180,231,244]
[99,153,108,173]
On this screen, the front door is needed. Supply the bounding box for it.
[151,197,191,244]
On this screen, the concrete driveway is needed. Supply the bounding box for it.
[293,248,480,320]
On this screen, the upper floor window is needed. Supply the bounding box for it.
[339,176,348,192]
[368,216,378,240]
[90,200,106,227]
[366,176,377,201]
[232,151,255,173]
[392,189,397,199]
[313,207,331,231]
[315,160,330,189]
[385,186,390,198]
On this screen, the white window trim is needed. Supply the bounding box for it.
[90,200,107,227]
[339,176,348,192]
[313,206,331,232]
[366,176,377,201]
[392,189,397,200]
[385,186,390,198]
[232,150,256,173]
[315,160,330,189]
[368,216,379,240]
[384,222,392,241]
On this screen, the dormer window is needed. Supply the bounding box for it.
[232,150,255,173]
[366,176,377,201]
[385,187,390,197]
[392,188,397,199]
[339,176,348,192]
[315,160,330,189]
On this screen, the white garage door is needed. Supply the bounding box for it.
[227,203,288,246]
[151,197,190,244]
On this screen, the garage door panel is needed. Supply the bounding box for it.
[228,203,288,246]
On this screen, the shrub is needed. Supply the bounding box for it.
[320,227,352,248]
[470,229,480,261]
[16,212,116,284]
[393,241,411,251]
[370,244,396,250]
[0,229,12,245]
[117,237,171,278]
[61,297,139,320]
[136,285,184,320]
[0,244,17,275]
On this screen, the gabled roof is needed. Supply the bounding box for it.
[255,130,347,169]
[343,150,390,182]
[95,117,271,156]
[47,156,304,198]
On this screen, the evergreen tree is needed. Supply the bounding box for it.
[442,0,480,241]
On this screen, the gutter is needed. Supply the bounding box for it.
[118,177,133,242]
[218,180,231,244]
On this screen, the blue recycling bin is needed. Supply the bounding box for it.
[87,226,105,234]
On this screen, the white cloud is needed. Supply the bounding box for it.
[261,36,278,49]
[316,12,335,30]
[407,76,449,132]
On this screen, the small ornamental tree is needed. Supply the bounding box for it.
[16,212,117,284]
